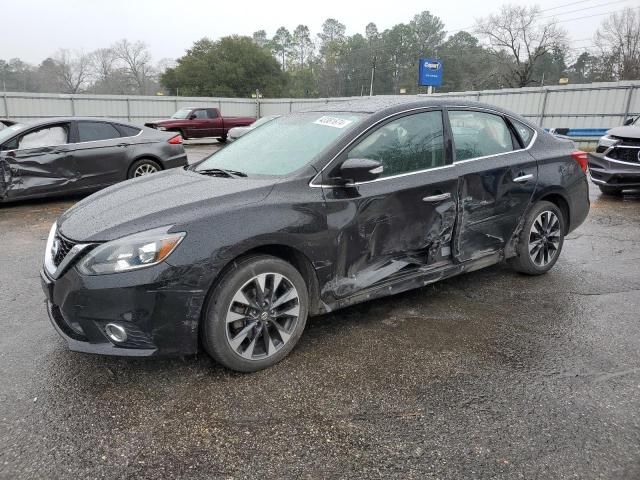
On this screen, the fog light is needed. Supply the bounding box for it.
[105,323,128,343]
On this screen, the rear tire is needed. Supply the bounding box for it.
[202,255,309,372]
[508,201,565,275]
[598,185,623,196]
[217,136,227,143]
[128,159,161,179]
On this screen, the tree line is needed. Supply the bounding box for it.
[0,40,170,95]
[2,5,639,98]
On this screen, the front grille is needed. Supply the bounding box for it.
[613,137,640,147]
[53,234,76,267]
[608,147,640,164]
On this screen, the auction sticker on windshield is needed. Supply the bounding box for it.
[313,116,353,128]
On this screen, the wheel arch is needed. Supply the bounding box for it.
[204,243,323,318]
[128,155,164,176]
[536,191,570,234]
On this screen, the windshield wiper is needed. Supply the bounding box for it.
[195,168,247,178]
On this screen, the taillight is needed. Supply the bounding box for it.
[168,134,183,145]
[571,150,588,172]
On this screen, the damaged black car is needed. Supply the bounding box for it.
[0,118,187,203]
[41,98,590,372]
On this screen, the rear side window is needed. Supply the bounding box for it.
[77,122,121,142]
[449,110,515,161]
[510,119,535,147]
[115,124,142,137]
[347,110,445,177]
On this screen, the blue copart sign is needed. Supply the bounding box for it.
[419,58,443,87]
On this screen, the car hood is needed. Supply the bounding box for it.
[607,125,640,140]
[57,168,276,242]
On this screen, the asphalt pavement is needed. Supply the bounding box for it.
[1,145,639,479]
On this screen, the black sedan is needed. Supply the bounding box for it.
[41,98,590,372]
[0,118,187,203]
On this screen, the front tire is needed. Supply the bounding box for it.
[202,255,309,372]
[508,201,565,275]
[598,185,623,196]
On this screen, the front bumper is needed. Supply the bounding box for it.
[589,153,640,188]
[41,260,208,357]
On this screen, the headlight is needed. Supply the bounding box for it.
[77,227,185,275]
[597,135,620,148]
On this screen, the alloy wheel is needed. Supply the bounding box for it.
[133,163,159,177]
[528,210,561,267]
[225,272,300,360]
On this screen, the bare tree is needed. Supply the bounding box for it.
[595,7,640,80]
[91,48,117,83]
[52,49,91,93]
[475,5,567,87]
[113,39,155,94]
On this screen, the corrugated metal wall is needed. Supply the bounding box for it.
[2,81,639,128]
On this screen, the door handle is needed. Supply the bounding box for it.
[422,192,451,202]
[116,143,128,148]
[513,173,534,183]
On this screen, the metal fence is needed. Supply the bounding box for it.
[2,80,639,129]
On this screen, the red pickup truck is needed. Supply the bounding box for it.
[145,107,255,142]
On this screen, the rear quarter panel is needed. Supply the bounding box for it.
[528,132,590,232]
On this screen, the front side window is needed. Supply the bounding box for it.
[206,109,219,119]
[77,122,121,142]
[18,125,69,150]
[449,110,515,161]
[347,110,445,177]
[171,109,191,119]
[193,110,208,119]
[194,112,364,176]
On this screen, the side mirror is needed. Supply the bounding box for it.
[623,117,635,126]
[188,113,197,120]
[338,158,383,185]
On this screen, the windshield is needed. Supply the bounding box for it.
[0,124,25,145]
[171,108,192,119]
[251,115,279,129]
[195,112,364,176]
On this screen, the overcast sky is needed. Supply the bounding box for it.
[1,0,633,64]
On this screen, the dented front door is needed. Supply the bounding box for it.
[320,109,458,300]
[0,144,76,201]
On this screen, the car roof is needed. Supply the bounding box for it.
[303,95,535,127]
[16,117,142,128]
